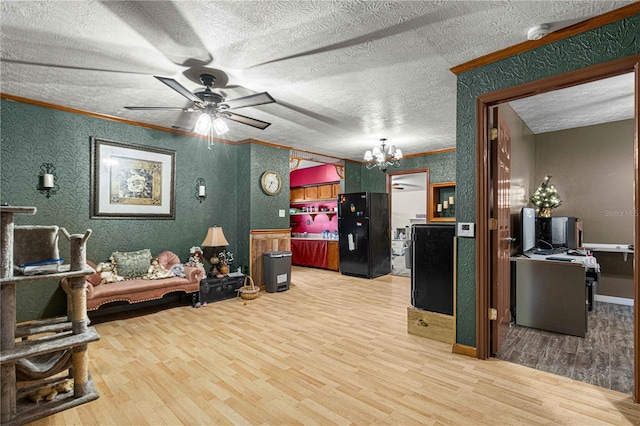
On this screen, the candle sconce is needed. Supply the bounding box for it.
[195,178,206,203]
[37,163,59,198]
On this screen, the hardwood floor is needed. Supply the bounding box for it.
[497,302,634,395]
[29,267,639,425]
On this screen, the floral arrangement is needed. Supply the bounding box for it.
[217,249,234,266]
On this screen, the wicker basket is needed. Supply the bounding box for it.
[238,275,260,300]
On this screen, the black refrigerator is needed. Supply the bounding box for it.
[338,192,391,279]
[411,223,455,315]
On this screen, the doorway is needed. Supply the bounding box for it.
[387,170,429,277]
[494,94,635,394]
[476,56,640,401]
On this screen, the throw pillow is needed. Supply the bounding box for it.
[111,249,152,280]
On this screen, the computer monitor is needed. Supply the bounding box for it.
[536,216,577,249]
[520,207,536,253]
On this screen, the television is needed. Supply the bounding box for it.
[520,207,536,253]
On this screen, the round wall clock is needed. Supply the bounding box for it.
[261,170,282,195]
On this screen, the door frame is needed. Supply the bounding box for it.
[386,168,430,222]
[475,55,640,401]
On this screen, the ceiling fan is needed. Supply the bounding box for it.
[125,73,276,135]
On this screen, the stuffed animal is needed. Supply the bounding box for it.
[96,261,123,284]
[170,263,185,278]
[28,378,74,402]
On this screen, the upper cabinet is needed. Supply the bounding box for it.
[429,182,456,222]
[317,184,333,200]
[304,186,318,201]
[290,187,305,202]
[291,183,340,203]
[331,183,341,198]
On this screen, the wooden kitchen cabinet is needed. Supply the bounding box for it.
[304,186,318,200]
[331,183,341,198]
[327,241,340,271]
[290,187,305,202]
[317,184,333,200]
[290,182,341,203]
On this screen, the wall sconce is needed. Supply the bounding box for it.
[195,178,206,203]
[38,163,58,198]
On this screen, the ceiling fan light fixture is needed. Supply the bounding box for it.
[194,112,212,135]
[213,117,229,135]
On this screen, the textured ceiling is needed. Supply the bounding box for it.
[508,73,635,134]
[0,1,634,162]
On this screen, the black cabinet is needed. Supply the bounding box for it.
[198,275,245,304]
[411,224,455,315]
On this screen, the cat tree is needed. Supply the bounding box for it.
[1,206,99,425]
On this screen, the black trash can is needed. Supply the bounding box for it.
[263,251,292,293]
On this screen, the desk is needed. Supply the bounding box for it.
[583,243,633,301]
[583,242,633,262]
[512,251,599,338]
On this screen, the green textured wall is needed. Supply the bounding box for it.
[455,15,640,347]
[1,100,284,321]
[344,161,362,193]
[234,142,290,273]
[248,143,291,230]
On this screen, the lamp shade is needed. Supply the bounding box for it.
[213,117,229,135]
[201,226,229,247]
[194,112,212,135]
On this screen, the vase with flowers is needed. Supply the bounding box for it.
[217,249,234,275]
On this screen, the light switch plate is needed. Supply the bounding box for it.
[279,209,285,218]
[458,222,475,238]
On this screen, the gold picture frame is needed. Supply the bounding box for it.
[90,137,176,219]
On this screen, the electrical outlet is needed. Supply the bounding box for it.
[278,209,285,218]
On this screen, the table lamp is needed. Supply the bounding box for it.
[201,226,229,265]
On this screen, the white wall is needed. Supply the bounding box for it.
[391,189,426,236]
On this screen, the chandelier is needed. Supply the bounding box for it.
[364,138,402,172]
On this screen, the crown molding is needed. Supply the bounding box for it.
[451,3,640,75]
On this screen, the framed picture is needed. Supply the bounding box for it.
[90,137,176,219]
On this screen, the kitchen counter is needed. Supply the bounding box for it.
[291,238,339,271]
[291,237,339,241]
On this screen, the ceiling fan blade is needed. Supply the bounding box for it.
[223,112,271,130]
[154,76,203,105]
[2,58,151,75]
[99,1,212,67]
[222,92,276,110]
[249,3,490,68]
[124,106,196,111]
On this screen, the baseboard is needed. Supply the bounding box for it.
[452,343,476,358]
[594,294,634,306]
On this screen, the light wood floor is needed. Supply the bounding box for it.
[30,267,639,425]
